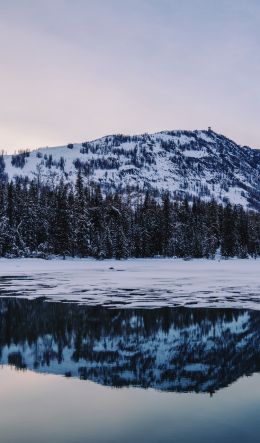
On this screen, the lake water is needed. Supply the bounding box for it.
[0,297,260,442]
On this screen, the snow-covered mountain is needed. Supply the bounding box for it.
[2,129,260,209]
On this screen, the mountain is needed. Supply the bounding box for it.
[1,298,260,394]
[2,129,260,209]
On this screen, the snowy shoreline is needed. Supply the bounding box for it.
[0,257,259,310]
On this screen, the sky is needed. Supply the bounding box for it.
[0,0,260,153]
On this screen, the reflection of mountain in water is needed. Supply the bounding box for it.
[0,298,260,393]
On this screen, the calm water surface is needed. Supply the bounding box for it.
[0,297,260,443]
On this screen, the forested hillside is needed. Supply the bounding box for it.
[0,174,259,259]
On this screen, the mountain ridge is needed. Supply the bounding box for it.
[2,129,260,210]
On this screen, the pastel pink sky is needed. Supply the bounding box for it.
[1,0,260,152]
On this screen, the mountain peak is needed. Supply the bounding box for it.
[2,129,259,210]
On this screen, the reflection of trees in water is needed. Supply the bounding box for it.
[0,298,260,393]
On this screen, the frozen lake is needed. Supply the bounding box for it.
[0,257,259,309]
[0,258,260,442]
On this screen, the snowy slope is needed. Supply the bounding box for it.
[2,129,260,209]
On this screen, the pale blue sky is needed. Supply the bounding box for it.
[1,0,260,152]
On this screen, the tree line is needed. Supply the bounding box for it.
[0,174,259,259]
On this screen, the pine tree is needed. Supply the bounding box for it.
[0,176,259,259]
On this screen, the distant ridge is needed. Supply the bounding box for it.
[2,129,260,209]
